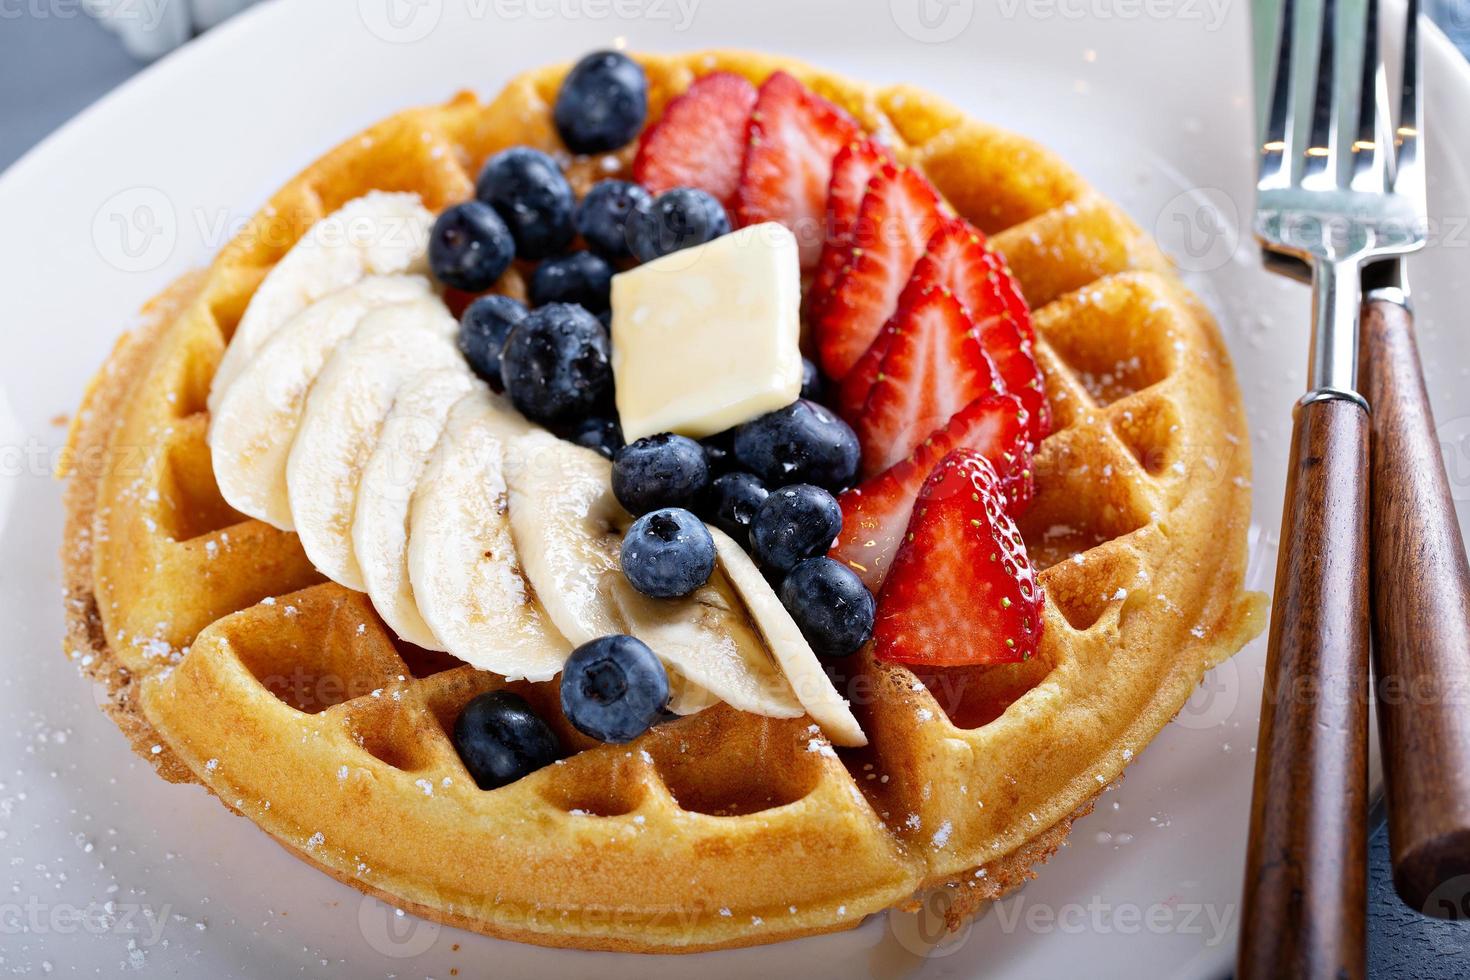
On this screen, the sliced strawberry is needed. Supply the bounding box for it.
[831,393,1032,593]
[991,252,1036,346]
[733,71,861,267]
[916,219,1050,441]
[874,449,1044,668]
[807,138,892,319]
[835,319,893,423]
[854,286,998,477]
[633,72,758,206]
[813,164,947,379]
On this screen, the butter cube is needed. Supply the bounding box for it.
[611,223,804,442]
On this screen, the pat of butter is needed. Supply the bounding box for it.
[611,222,804,442]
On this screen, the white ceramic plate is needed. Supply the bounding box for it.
[3,1,1468,976]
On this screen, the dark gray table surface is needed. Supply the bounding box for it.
[4,10,1470,979]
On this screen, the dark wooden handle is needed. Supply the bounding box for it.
[1360,296,1470,916]
[1238,396,1370,980]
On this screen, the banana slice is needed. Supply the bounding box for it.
[287,297,462,591]
[209,275,433,530]
[504,430,803,719]
[608,579,803,719]
[665,679,722,717]
[407,389,571,681]
[354,367,476,650]
[502,430,625,643]
[710,530,868,747]
[209,191,434,410]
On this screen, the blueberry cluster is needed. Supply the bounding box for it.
[443,53,869,786]
[428,51,734,459]
[610,399,873,659]
[450,633,672,788]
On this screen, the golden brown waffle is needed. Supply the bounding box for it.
[60,51,1266,952]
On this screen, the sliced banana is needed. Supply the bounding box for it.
[609,580,803,719]
[665,679,722,717]
[407,389,571,681]
[209,275,433,530]
[505,430,804,719]
[710,530,868,747]
[287,297,463,591]
[209,191,434,410]
[354,367,476,650]
[503,430,625,644]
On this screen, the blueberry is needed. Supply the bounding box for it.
[576,179,652,260]
[700,472,769,543]
[452,690,561,789]
[628,188,731,262]
[732,400,861,492]
[476,147,575,260]
[612,433,710,516]
[621,508,716,599]
[458,294,528,393]
[499,303,612,424]
[554,51,648,154]
[560,634,669,743]
[428,201,515,292]
[800,358,825,403]
[529,251,613,313]
[564,416,625,459]
[778,557,875,658]
[750,484,842,573]
[700,429,737,476]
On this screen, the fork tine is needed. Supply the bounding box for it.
[1258,0,1298,191]
[1394,0,1426,212]
[1301,0,1342,190]
[1350,0,1389,193]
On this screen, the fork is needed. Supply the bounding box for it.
[1356,6,1470,923]
[1240,0,1430,976]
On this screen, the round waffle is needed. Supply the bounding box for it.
[60,51,1266,952]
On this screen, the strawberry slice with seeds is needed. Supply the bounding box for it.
[733,71,861,267]
[916,219,1050,441]
[813,164,947,379]
[831,393,1032,594]
[834,320,893,424]
[854,285,998,477]
[874,449,1044,667]
[989,248,1037,347]
[633,71,758,207]
[807,138,892,319]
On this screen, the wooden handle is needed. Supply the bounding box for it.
[1360,296,1470,916]
[1238,396,1370,980]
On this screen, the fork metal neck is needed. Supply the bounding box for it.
[1301,259,1370,413]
